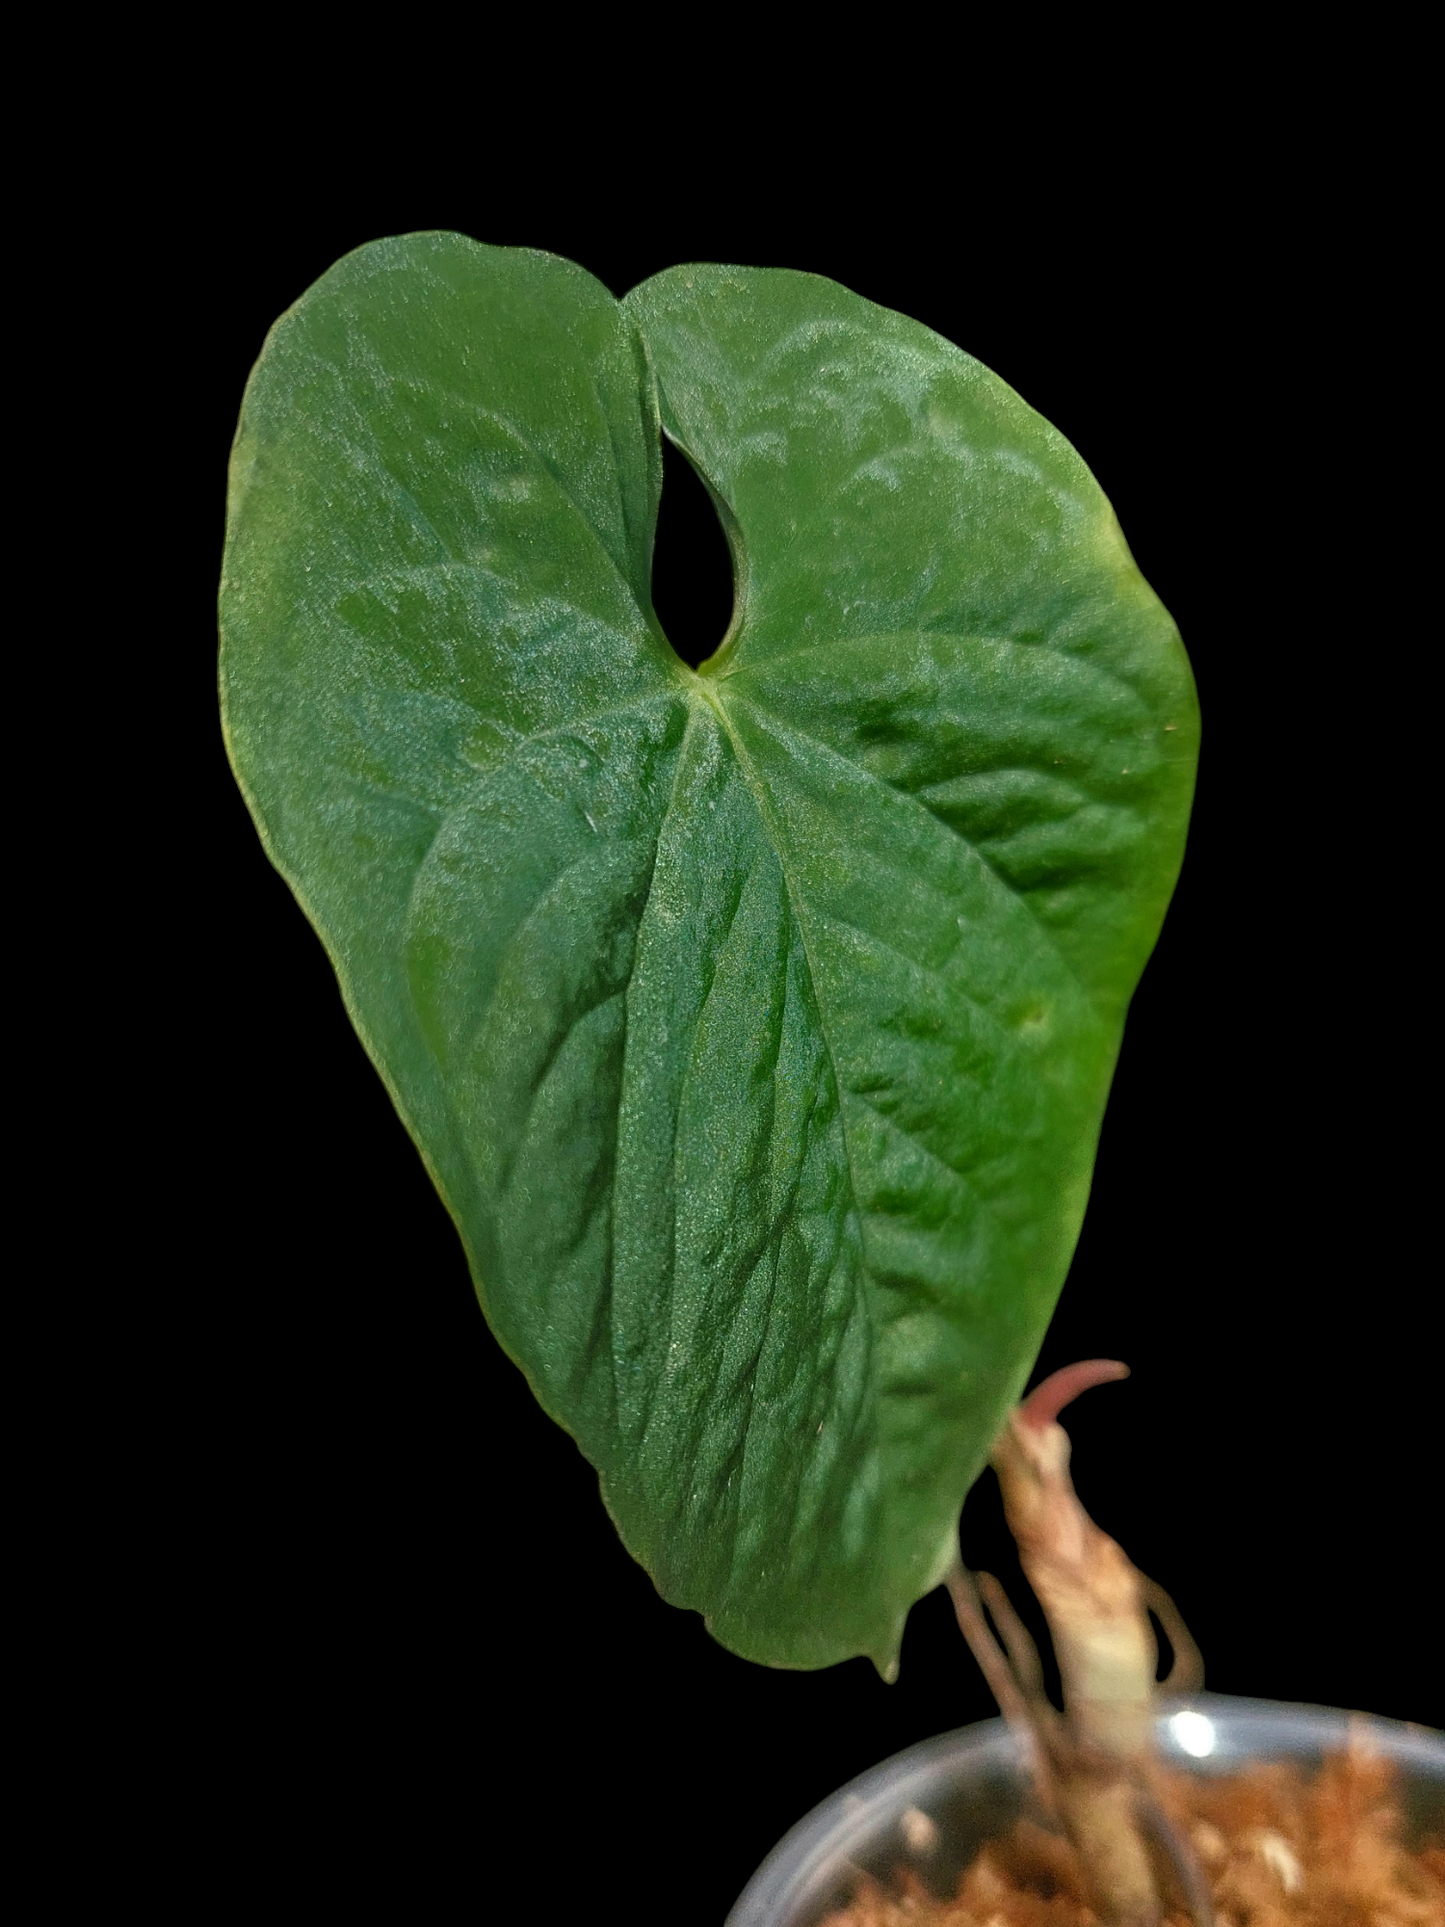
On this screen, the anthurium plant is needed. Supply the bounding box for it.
[219,232,1198,1695]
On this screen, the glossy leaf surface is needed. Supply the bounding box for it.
[221,235,1197,1672]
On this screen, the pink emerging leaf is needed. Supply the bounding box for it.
[1017,1359,1130,1433]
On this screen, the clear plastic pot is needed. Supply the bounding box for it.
[726,1694,1445,1926]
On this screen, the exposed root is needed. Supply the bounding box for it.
[1138,1574,1205,1698]
[946,1566,1049,1743]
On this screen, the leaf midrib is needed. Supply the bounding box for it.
[688,678,881,1374]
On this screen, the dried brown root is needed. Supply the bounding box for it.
[947,1361,1214,1927]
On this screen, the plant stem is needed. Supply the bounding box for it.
[950,1362,1214,1927]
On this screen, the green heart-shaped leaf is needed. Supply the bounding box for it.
[221,234,1197,1673]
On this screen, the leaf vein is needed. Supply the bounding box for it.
[725,690,1088,1002]
[699,695,880,1376]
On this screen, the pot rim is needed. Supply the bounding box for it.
[725,1692,1445,1927]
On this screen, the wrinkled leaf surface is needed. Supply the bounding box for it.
[221,235,1197,1671]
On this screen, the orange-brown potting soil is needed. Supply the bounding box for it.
[825,1745,1444,1926]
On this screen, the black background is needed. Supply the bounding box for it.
[132,162,1435,1920]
